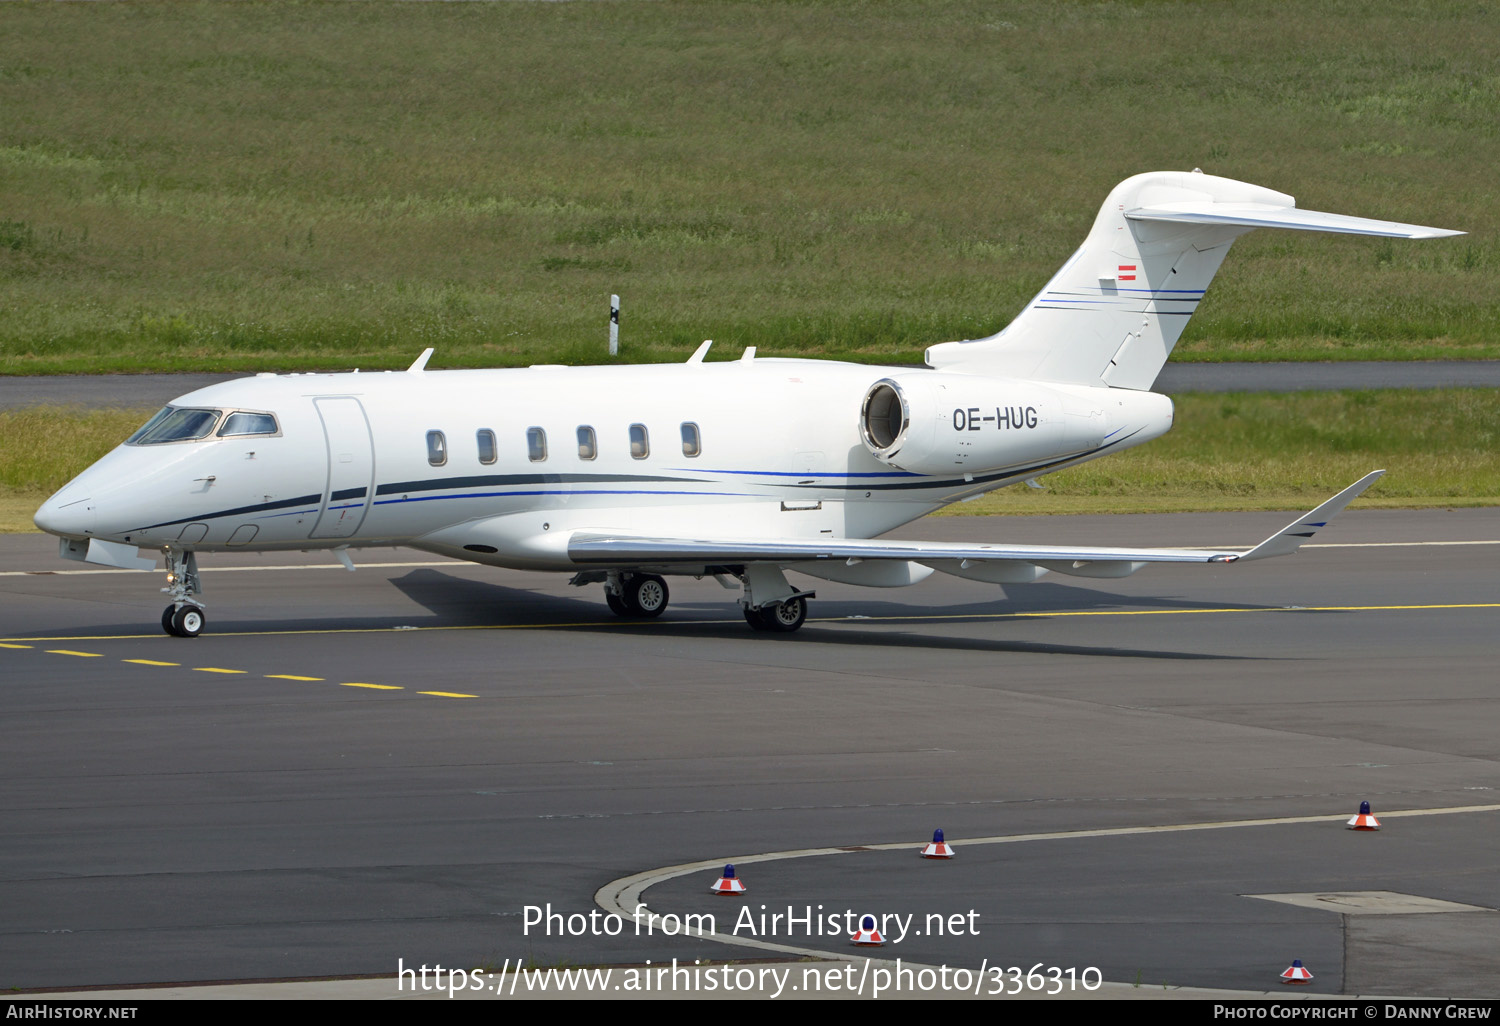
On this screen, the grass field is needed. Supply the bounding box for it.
[2,1,1496,374]
[4,390,1494,532]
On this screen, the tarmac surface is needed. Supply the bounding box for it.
[3,507,1498,999]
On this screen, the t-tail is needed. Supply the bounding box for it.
[924,170,1462,390]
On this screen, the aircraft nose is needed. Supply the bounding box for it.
[34,493,96,538]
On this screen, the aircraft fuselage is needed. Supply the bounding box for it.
[35,358,1171,573]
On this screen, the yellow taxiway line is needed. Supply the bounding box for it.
[4,600,1497,644]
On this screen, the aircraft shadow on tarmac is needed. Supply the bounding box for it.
[385,570,1271,619]
[15,571,1272,661]
[376,570,1267,662]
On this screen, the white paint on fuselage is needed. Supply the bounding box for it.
[35,359,1171,573]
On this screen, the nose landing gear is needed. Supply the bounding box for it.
[163,603,206,638]
[161,546,206,637]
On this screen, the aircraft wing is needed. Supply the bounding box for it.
[568,472,1384,572]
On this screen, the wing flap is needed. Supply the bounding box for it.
[566,473,1383,571]
[567,533,1235,566]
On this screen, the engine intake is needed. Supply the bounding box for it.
[858,373,1163,477]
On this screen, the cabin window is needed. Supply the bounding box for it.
[426,430,447,466]
[127,407,222,445]
[629,423,649,460]
[577,426,597,461]
[217,411,280,437]
[680,422,701,457]
[476,429,497,465]
[527,427,548,462]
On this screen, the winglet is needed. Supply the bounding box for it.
[1236,471,1385,561]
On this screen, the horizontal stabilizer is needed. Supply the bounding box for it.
[1126,205,1462,240]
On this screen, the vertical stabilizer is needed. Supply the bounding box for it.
[924,171,1460,390]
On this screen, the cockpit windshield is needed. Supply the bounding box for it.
[126,407,222,445]
[126,407,281,445]
[217,411,279,437]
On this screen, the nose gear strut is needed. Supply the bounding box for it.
[161,546,206,637]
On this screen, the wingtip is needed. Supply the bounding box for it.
[1238,470,1386,562]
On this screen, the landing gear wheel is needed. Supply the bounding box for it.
[623,574,669,617]
[763,596,807,633]
[170,605,205,638]
[162,605,180,637]
[743,597,807,633]
[605,588,630,616]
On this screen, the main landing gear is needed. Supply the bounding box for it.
[160,546,206,638]
[743,595,808,633]
[604,572,670,618]
[738,564,813,635]
[584,566,813,634]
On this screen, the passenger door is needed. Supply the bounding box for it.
[311,396,375,539]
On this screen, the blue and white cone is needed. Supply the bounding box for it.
[921,828,954,859]
[1281,959,1314,984]
[1347,801,1381,830]
[710,864,746,895]
[851,915,885,946]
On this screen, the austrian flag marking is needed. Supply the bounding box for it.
[1117,264,1137,281]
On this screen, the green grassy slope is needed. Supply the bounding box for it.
[1,1,1493,374]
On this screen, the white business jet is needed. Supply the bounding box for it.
[34,171,1460,637]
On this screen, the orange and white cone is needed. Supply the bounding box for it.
[850,915,885,946]
[1347,801,1381,831]
[921,828,954,859]
[1280,959,1314,984]
[710,864,746,895]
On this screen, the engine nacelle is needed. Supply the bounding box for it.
[859,372,1170,476]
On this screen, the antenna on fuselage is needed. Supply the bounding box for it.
[407,348,434,373]
[609,294,620,356]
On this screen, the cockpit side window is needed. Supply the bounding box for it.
[217,411,280,437]
[126,407,222,445]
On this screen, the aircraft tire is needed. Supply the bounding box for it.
[162,605,181,637]
[605,589,631,616]
[171,605,205,638]
[763,597,807,633]
[624,574,669,618]
[744,598,807,633]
